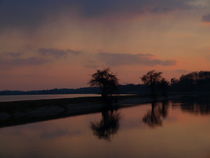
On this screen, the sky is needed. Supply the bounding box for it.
[0,0,210,90]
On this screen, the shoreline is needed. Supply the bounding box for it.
[0,95,172,128]
[0,94,208,128]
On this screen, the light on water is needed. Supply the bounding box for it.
[0,99,210,158]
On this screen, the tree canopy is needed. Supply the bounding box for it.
[89,68,119,98]
[141,70,169,96]
[141,70,163,86]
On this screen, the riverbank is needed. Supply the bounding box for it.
[0,94,205,128]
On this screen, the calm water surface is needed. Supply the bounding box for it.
[0,100,210,158]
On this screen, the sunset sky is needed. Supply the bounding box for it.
[1,0,210,90]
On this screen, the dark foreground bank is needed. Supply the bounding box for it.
[0,95,174,128]
[0,94,207,128]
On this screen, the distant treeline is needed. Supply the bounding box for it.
[1,71,210,96]
[0,85,148,96]
[171,71,210,92]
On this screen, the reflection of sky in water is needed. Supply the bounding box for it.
[1,102,210,158]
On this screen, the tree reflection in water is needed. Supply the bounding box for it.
[90,97,210,139]
[178,97,210,115]
[90,109,120,141]
[143,100,169,127]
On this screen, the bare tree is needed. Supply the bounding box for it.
[141,70,163,96]
[89,68,119,99]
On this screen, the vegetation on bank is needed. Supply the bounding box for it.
[142,70,210,93]
[89,68,210,98]
[89,68,119,99]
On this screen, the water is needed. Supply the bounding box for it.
[0,99,210,158]
[0,94,100,102]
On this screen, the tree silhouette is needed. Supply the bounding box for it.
[90,110,120,141]
[159,78,169,97]
[141,70,164,96]
[170,71,210,92]
[89,68,119,99]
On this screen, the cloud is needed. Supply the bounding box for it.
[0,52,48,67]
[6,57,49,66]
[96,52,176,66]
[0,0,193,30]
[38,48,82,57]
[0,48,81,67]
[80,0,192,18]
[202,14,210,22]
[0,49,176,68]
